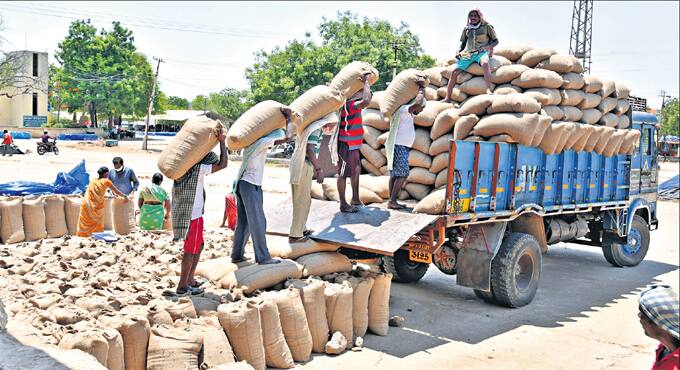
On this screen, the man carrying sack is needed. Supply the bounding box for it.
[385,83,426,209]
[289,112,338,243]
[231,107,294,265]
[171,121,229,295]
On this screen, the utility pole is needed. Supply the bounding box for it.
[203,95,207,114]
[142,56,164,151]
[659,90,671,108]
[391,39,405,80]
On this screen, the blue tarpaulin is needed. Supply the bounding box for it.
[58,133,99,141]
[0,160,90,196]
[10,131,31,139]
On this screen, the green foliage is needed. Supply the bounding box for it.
[167,95,190,110]
[659,98,679,136]
[191,95,207,111]
[191,89,251,122]
[46,114,83,128]
[245,11,436,105]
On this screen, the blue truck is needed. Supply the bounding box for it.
[266,111,659,308]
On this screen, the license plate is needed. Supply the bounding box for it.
[409,250,432,264]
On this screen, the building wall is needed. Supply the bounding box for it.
[0,50,49,128]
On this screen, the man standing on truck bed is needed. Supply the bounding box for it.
[445,8,498,100]
[385,83,426,209]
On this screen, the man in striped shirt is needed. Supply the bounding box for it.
[337,74,372,213]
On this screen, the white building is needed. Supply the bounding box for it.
[0,50,49,128]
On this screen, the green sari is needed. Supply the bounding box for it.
[139,184,168,230]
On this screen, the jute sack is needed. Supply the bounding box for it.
[405,183,432,201]
[598,97,618,114]
[559,89,585,106]
[430,133,454,155]
[530,115,555,147]
[344,276,374,338]
[617,115,631,130]
[158,115,222,179]
[266,234,339,260]
[563,122,588,151]
[562,106,584,122]
[58,328,109,366]
[602,129,627,157]
[0,197,24,244]
[398,189,410,201]
[377,131,389,146]
[361,143,387,168]
[569,55,585,73]
[49,303,89,325]
[362,109,390,131]
[368,273,392,336]
[414,101,454,127]
[555,122,578,153]
[458,94,494,116]
[436,86,468,102]
[112,197,132,235]
[517,48,557,67]
[584,126,606,152]
[441,69,473,84]
[541,106,565,121]
[459,77,494,96]
[321,182,383,205]
[580,109,603,125]
[218,301,265,370]
[296,252,352,277]
[571,124,595,152]
[599,113,619,128]
[164,297,198,321]
[212,362,256,370]
[486,93,541,114]
[489,134,519,144]
[269,287,314,362]
[583,75,603,93]
[511,69,563,89]
[490,64,529,84]
[467,55,511,76]
[329,61,379,97]
[431,108,460,140]
[535,54,575,73]
[367,91,385,110]
[452,115,480,141]
[614,99,630,115]
[324,281,354,349]
[44,195,67,238]
[228,100,296,151]
[523,88,562,105]
[412,128,432,154]
[538,123,567,155]
[407,168,436,186]
[619,130,641,155]
[493,44,532,61]
[147,305,173,327]
[22,197,46,241]
[220,259,303,294]
[615,82,631,99]
[361,159,382,177]
[311,181,326,200]
[98,314,151,370]
[359,175,390,199]
[285,279,329,354]
[184,317,235,369]
[594,127,616,155]
[290,85,346,130]
[253,298,294,369]
[430,152,450,174]
[599,80,616,98]
[380,69,429,118]
[102,328,125,370]
[494,84,523,95]
[146,325,203,370]
[364,126,383,150]
[103,196,114,230]
[472,113,541,146]
[413,188,447,215]
[409,150,432,169]
[422,66,449,87]
[561,72,585,90]
[435,169,449,189]
[425,86,439,101]
[195,257,238,282]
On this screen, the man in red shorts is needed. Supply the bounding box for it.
[171,119,229,295]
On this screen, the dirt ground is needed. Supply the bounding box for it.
[1,139,678,370]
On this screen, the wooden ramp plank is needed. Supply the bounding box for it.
[265,199,439,256]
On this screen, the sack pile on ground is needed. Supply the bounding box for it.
[0,227,393,369]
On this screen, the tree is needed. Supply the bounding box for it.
[245,11,435,105]
[205,88,252,121]
[167,95,190,110]
[659,98,679,136]
[191,95,207,112]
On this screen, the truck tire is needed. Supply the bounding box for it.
[490,232,542,308]
[601,215,649,267]
[473,288,497,304]
[382,249,429,283]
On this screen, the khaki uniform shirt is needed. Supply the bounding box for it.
[460,23,497,52]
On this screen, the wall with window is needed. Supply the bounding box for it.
[0,50,49,128]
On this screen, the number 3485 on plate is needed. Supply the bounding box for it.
[408,249,432,264]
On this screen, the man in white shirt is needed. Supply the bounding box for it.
[386,85,426,209]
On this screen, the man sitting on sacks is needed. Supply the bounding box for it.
[171,116,229,295]
[230,107,295,264]
[330,73,373,213]
[288,112,338,243]
[385,82,426,209]
[445,8,499,99]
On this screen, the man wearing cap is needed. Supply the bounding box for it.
[638,285,680,370]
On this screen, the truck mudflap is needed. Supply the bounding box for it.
[456,222,507,291]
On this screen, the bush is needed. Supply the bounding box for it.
[47,115,85,128]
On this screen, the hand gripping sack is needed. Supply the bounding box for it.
[368,273,392,336]
[329,61,379,97]
[290,85,346,131]
[146,325,203,370]
[324,281,354,349]
[218,300,266,370]
[158,115,223,179]
[253,298,294,369]
[285,278,329,353]
[380,69,429,118]
[22,196,46,241]
[270,287,314,362]
[44,195,67,238]
[227,100,298,151]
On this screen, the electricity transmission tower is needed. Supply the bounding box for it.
[569,0,594,73]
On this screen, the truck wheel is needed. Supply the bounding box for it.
[473,288,497,304]
[490,232,542,308]
[382,249,429,283]
[433,243,458,275]
[602,215,649,267]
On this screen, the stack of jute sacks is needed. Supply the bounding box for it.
[0,194,133,244]
[352,45,641,213]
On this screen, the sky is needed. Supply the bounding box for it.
[0,1,677,109]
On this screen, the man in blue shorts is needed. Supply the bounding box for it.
[445,8,499,99]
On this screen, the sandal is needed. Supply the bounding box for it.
[190,279,205,288]
[289,235,310,243]
[340,204,359,213]
[231,257,251,264]
[303,229,314,236]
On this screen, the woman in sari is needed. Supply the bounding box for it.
[137,173,170,230]
[77,166,128,237]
